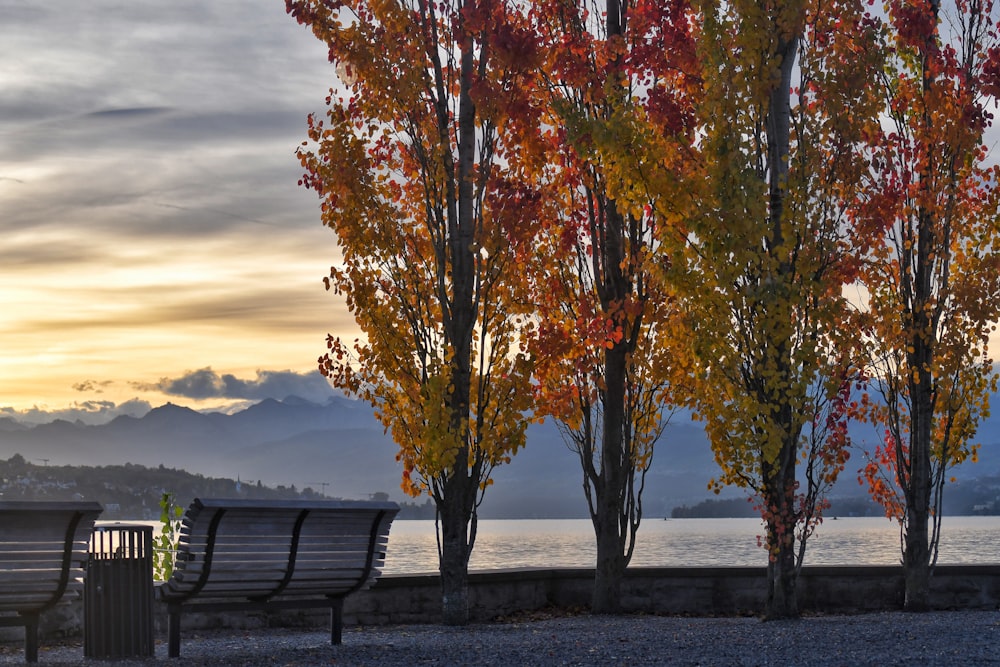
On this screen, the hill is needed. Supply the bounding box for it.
[0,453,439,520]
[0,452,322,520]
[1,395,999,518]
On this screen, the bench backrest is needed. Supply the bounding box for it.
[160,498,399,603]
[0,501,103,614]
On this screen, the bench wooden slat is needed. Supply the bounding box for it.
[179,513,383,532]
[0,540,89,550]
[0,569,80,580]
[176,543,378,561]
[179,543,296,552]
[172,565,289,579]
[0,580,84,591]
[172,555,383,573]
[197,582,368,596]
[0,551,87,560]
[2,519,76,533]
[170,564,382,581]
[0,559,75,569]
[0,592,79,608]
[181,537,295,548]
[166,574,371,595]
[0,586,84,601]
[175,539,387,561]
[280,580,377,593]
[0,549,90,560]
[169,562,374,579]
[176,544,380,561]
[1,593,77,604]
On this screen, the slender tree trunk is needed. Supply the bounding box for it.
[901,0,940,612]
[902,333,933,611]
[903,211,935,611]
[434,5,479,627]
[583,0,639,616]
[437,484,471,625]
[592,342,628,613]
[592,502,626,613]
[763,431,799,619]
[766,548,798,619]
[760,32,801,621]
[903,498,931,611]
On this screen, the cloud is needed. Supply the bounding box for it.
[85,107,173,120]
[72,380,114,394]
[0,398,153,427]
[134,368,338,402]
[0,368,341,426]
[0,0,334,241]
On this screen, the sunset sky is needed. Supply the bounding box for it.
[1,1,358,423]
[6,2,1000,431]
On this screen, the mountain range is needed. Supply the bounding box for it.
[2,395,1000,518]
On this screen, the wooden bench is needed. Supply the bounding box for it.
[0,501,103,663]
[157,497,399,658]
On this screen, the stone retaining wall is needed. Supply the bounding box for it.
[5,565,1000,645]
[344,564,1000,626]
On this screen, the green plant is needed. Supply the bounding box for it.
[153,492,183,582]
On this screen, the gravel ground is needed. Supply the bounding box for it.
[2,610,999,666]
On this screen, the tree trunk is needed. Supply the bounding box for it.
[762,427,799,620]
[765,542,798,619]
[432,0,478,628]
[759,32,801,622]
[591,342,628,613]
[763,498,799,618]
[903,511,931,611]
[904,298,934,612]
[902,0,939,609]
[592,503,626,613]
[581,0,639,617]
[437,490,471,625]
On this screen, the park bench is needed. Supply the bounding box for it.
[157,497,399,658]
[0,500,103,663]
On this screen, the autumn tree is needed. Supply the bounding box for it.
[285,0,537,624]
[673,0,869,618]
[506,0,698,613]
[849,0,1000,611]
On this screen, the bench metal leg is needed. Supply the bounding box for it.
[168,607,181,658]
[23,614,39,663]
[330,598,344,645]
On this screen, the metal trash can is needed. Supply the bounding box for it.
[84,523,155,659]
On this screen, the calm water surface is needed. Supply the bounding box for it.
[381,516,1000,575]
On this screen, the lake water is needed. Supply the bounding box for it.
[381,516,1000,575]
